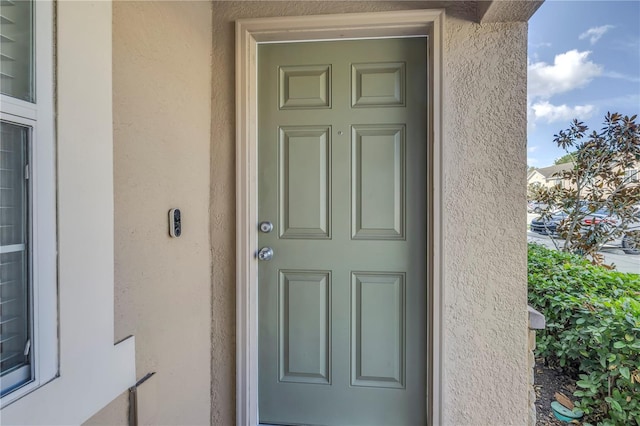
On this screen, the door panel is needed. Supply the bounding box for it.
[279,126,331,239]
[351,124,405,240]
[351,62,405,107]
[259,38,427,426]
[351,272,405,389]
[279,65,331,109]
[279,270,331,384]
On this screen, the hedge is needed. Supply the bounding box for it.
[528,243,640,425]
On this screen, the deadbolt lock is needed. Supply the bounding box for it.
[259,221,274,233]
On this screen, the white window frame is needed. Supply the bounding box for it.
[624,168,638,183]
[0,0,57,407]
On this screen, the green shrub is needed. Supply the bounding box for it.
[528,243,640,425]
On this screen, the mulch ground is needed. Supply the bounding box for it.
[534,358,578,425]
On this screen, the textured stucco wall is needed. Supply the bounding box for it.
[87,1,529,425]
[477,0,543,23]
[442,16,529,425]
[85,2,213,425]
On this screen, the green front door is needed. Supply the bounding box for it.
[258,38,427,426]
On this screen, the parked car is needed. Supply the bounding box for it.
[530,212,567,235]
[592,207,640,255]
[527,201,549,213]
[530,207,640,255]
[529,210,607,235]
[620,231,640,255]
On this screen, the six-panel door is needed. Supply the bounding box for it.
[258,38,427,426]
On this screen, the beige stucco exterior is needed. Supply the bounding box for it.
[88,2,214,425]
[3,1,536,425]
[442,16,528,426]
[84,1,532,425]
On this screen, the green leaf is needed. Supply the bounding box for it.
[610,399,623,412]
[620,367,630,380]
[527,241,640,423]
[599,356,607,367]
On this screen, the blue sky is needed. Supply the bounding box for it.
[527,0,640,168]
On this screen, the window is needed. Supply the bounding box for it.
[624,169,638,183]
[1,0,56,404]
[0,0,33,102]
[0,122,30,396]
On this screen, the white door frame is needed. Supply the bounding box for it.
[235,9,445,426]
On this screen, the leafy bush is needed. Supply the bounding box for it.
[528,243,640,425]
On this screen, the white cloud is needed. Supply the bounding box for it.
[603,71,640,83]
[596,93,640,109]
[528,157,540,165]
[579,25,614,45]
[527,50,605,127]
[531,101,596,124]
[528,146,539,153]
[528,50,603,99]
[529,41,552,49]
[612,36,640,54]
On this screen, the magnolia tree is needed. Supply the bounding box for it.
[531,113,640,264]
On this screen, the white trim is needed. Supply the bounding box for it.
[0,96,37,121]
[32,0,58,388]
[235,9,445,426]
[2,2,136,422]
[0,0,57,406]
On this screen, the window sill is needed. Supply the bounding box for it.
[0,336,135,424]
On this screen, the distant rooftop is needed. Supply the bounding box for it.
[535,162,575,179]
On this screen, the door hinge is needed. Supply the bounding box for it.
[24,164,30,180]
[23,339,31,357]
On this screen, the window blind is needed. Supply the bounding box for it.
[0,0,33,102]
[0,121,30,395]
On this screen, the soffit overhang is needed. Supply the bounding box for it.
[477,0,544,23]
